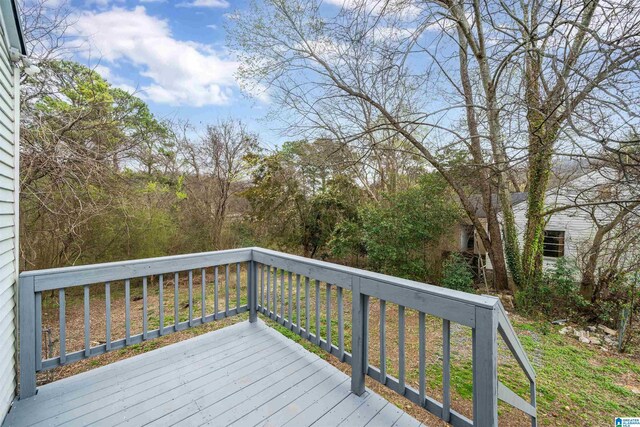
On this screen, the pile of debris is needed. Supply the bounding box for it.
[556,321,618,350]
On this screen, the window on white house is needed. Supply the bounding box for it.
[543,230,565,257]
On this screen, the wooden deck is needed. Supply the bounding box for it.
[4,320,422,427]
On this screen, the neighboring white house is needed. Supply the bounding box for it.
[0,0,24,424]
[459,166,639,279]
[510,167,639,274]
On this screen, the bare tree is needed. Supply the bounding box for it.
[230,0,640,290]
[180,119,258,249]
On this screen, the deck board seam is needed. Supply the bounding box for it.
[31,322,263,401]
[246,371,348,427]
[223,365,342,426]
[22,330,276,418]
[295,389,357,427]
[256,376,351,427]
[61,338,298,427]
[192,358,326,426]
[29,334,283,426]
[137,345,318,426]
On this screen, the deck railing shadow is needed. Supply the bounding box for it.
[18,247,536,427]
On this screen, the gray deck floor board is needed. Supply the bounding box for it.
[4,320,422,427]
[17,328,272,426]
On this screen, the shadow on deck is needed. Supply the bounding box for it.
[4,321,421,427]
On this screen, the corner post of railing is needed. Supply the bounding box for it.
[472,304,498,427]
[18,274,37,399]
[249,252,257,323]
[350,275,366,396]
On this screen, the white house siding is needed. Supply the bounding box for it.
[0,9,17,424]
[511,196,596,270]
[486,170,626,273]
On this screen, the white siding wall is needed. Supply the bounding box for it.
[509,171,624,272]
[512,196,596,270]
[487,171,624,274]
[0,15,16,424]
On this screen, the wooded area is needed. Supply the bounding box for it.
[16,0,640,345]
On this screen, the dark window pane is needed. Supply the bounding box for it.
[543,230,565,257]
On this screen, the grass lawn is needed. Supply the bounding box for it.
[262,313,640,426]
[36,270,639,426]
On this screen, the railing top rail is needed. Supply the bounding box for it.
[20,247,500,309]
[252,247,500,309]
[21,247,253,291]
[495,300,536,381]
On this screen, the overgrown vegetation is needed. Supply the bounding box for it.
[15,0,640,423]
[515,258,586,319]
[19,58,639,346]
[440,254,474,293]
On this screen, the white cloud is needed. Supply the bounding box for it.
[140,0,166,3]
[91,64,141,94]
[177,0,229,8]
[85,0,124,7]
[93,64,113,79]
[72,6,238,107]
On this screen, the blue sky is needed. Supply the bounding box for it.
[68,0,283,147]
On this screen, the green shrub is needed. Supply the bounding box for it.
[440,253,474,292]
[516,257,587,317]
[331,173,460,281]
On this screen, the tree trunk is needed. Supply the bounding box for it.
[520,12,555,289]
[486,211,515,292]
[521,118,558,288]
[580,202,640,300]
[456,27,514,292]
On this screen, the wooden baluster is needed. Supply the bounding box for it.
[174,273,179,329]
[380,299,386,384]
[188,271,193,326]
[35,292,42,371]
[280,269,285,322]
[364,295,370,373]
[295,274,301,334]
[201,268,206,320]
[59,289,66,364]
[272,267,277,320]
[305,276,310,339]
[224,264,230,316]
[260,264,264,311]
[159,275,164,336]
[266,265,271,315]
[287,271,292,327]
[419,311,426,406]
[237,263,241,311]
[398,305,406,395]
[214,267,219,320]
[315,279,321,345]
[143,277,148,338]
[338,287,344,361]
[125,279,131,344]
[84,285,90,357]
[325,283,331,351]
[443,319,451,422]
[105,282,111,351]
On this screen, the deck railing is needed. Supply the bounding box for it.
[18,247,536,427]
